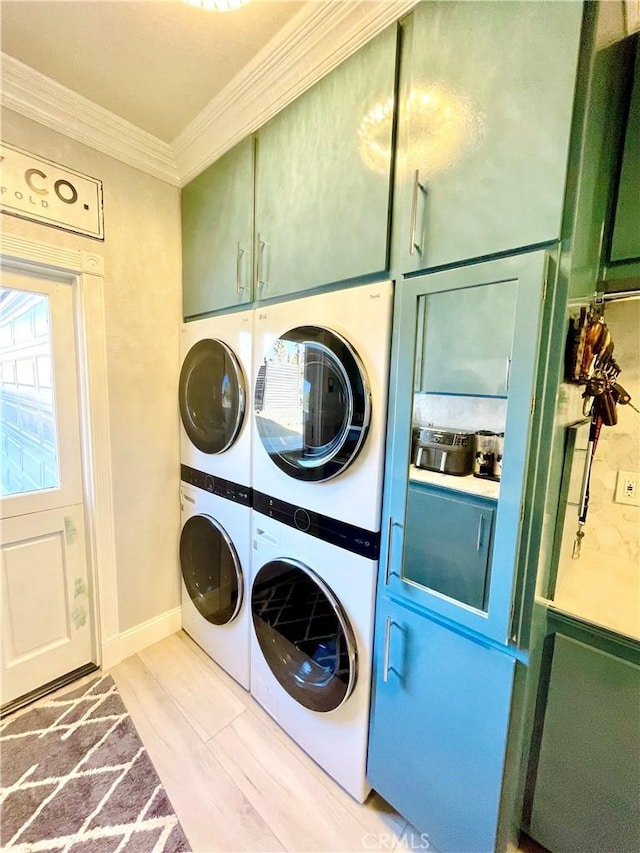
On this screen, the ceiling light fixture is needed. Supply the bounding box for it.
[183,0,249,11]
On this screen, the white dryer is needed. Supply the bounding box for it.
[250,507,377,803]
[179,310,252,488]
[252,281,393,534]
[180,468,251,689]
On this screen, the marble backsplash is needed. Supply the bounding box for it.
[553,298,640,640]
[413,393,507,434]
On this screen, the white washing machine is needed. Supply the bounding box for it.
[252,281,393,533]
[250,507,377,803]
[180,468,251,689]
[179,309,252,488]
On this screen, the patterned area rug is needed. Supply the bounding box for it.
[0,675,191,852]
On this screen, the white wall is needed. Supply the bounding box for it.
[1,108,182,634]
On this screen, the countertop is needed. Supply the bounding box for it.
[409,465,500,500]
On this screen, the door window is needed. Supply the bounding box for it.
[254,326,370,482]
[251,559,357,712]
[180,514,243,625]
[1,288,59,496]
[179,339,246,454]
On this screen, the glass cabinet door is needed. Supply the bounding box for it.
[382,250,549,643]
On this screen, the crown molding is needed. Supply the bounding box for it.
[1,0,417,188]
[174,0,418,185]
[1,53,181,186]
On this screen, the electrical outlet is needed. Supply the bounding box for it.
[615,471,640,506]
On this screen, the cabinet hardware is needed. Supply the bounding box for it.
[236,243,248,293]
[383,616,393,682]
[385,516,402,585]
[476,515,484,551]
[409,169,427,255]
[504,357,512,393]
[257,234,269,290]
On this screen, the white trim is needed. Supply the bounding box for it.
[1,0,417,186]
[0,54,180,187]
[101,608,182,671]
[174,0,418,185]
[0,232,119,669]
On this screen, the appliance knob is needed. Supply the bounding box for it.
[293,508,311,532]
[204,475,215,493]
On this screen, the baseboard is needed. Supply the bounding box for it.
[101,606,182,670]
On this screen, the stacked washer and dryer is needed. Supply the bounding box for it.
[178,281,393,803]
[249,281,393,803]
[178,310,253,690]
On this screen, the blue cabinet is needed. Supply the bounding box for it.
[368,596,516,853]
[181,137,254,318]
[383,251,549,643]
[391,0,583,274]
[404,484,496,611]
[254,24,398,299]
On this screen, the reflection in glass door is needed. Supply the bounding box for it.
[1,288,60,496]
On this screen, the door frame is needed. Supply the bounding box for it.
[1,231,119,670]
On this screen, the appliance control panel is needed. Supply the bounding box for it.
[180,464,251,506]
[253,490,380,560]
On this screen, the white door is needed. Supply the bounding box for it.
[1,267,94,708]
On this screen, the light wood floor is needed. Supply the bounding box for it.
[107,630,421,853]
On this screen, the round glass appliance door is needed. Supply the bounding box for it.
[251,559,357,712]
[180,514,243,626]
[254,326,371,482]
[179,338,246,454]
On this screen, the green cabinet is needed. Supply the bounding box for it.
[181,137,254,318]
[404,484,496,611]
[609,44,640,265]
[254,24,398,299]
[391,0,583,274]
[368,596,516,853]
[527,629,640,853]
[417,278,517,396]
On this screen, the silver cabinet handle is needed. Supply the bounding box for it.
[236,242,248,294]
[383,617,393,682]
[384,515,394,585]
[257,233,269,290]
[384,517,402,585]
[409,169,427,256]
[476,515,485,551]
[504,357,512,393]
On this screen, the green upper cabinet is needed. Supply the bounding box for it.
[609,43,640,265]
[181,136,254,318]
[392,1,583,275]
[417,278,518,396]
[254,24,398,300]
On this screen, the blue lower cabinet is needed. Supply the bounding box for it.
[368,596,516,853]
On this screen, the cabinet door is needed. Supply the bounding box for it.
[383,251,548,643]
[255,24,397,299]
[404,485,495,611]
[418,278,517,396]
[368,596,516,853]
[181,137,254,317]
[392,1,583,274]
[529,633,640,852]
[609,46,640,265]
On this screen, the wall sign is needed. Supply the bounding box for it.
[1,142,104,240]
